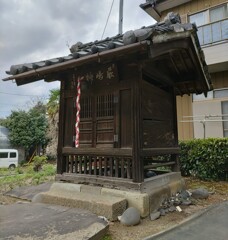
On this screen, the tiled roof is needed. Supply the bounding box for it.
[6,12,189,77]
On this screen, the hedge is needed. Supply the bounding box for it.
[179,138,228,181]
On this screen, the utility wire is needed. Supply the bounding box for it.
[101,0,115,40]
[0,91,44,97]
[0,91,38,97]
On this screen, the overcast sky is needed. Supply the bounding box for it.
[0,0,155,118]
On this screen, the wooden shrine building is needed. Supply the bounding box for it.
[3,13,211,188]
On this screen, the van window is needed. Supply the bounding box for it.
[10,152,16,158]
[0,152,8,158]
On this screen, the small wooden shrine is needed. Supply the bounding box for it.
[3,13,211,188]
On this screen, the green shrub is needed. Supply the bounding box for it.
[33,155,47,172]
[179,138,228,181]
[19,160,26,166]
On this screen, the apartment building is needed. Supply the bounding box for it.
[141,0,228,139]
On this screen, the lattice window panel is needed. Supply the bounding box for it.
[97,94,114,117]
[80,97,92,119]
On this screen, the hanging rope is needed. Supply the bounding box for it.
[75,76,83,148]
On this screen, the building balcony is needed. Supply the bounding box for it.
[197,19,228,73]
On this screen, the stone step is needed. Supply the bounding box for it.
[32,183,127,221]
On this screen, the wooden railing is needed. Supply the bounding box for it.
[60,147,179,181]
[62,148,133,179]
[142,147,180,172]
[63,155,132,179]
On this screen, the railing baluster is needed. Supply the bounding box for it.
[79,156,82,174]
[84,156,87,174]
[127,158,131,179]
[74,155,78,173]
[66,156,69,173]
[94,157,97,175]
[69,155,73,173]
[99,157,102,176]
[89,156,92,175]
[115,158,119,178]
[121,158,125,178]
[104,157,108,176]
[110,157,113,177]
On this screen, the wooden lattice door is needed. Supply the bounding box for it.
[80,93,116,148]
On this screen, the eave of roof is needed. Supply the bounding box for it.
[3,41,149,83]
[2,12,211,95]
[140,0,192,21]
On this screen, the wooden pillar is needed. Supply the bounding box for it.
[57,80,65,174]
[172,89,180,172]
[132,66,144,182]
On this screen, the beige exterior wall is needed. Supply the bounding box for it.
[176,95,194,140]
[203,43,228,73]
[211,70,228,88]
[160,0,228,139]
[161,0,226,20]
[192,100,224,138]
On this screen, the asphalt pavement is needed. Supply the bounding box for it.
[0,202,108,240]
[144,201,228,240]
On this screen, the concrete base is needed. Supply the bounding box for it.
[33,183,127,221]
[33,172,185,220]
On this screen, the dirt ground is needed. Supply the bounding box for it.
[108,178,228,240]
[0,177,227,240]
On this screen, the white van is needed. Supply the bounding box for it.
[0,149,18,169]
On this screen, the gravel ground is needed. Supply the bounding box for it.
[0,177,227,240]
[108,178,228,240]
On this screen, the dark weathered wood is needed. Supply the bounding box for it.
[99,157,102,176]
[132,65,144,182]
[5,41,149,83]
[66,156,69,173]
[144,161,175,169]
[141,147,180,156]
[57,80,66,174]
[110,158,113,177]
[127,159,131,179]
[104,157,108,176]
[62,147,132,156]
[115,158,119,178]
[171,154,180,172]
[79,157,82,174]
[84,156,87,174]
[69,155,74,173]
[94,157,97,175]
[63,97,74,147]
[89,156,92,175]
[74,156,78,173]
[56,173,139,191]
[121,158,125,178]
[120,89,132,147]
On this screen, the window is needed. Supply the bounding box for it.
[0,152,8,158]
[189,4,228,45]
[193,91,213,101]
[193,89,228,101]
[10,152,16,158]
[214,89,228,98]
[210,5,227,22]
[189,11,207,26]
[97,94,114,118]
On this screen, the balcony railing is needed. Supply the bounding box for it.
[197,19,228,46]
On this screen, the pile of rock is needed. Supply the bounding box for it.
[150,188,209,221]
[118,188,210,225]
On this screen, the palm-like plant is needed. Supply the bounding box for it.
[46,89,60,119]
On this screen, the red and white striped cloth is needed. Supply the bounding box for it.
[75,76,83,148]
